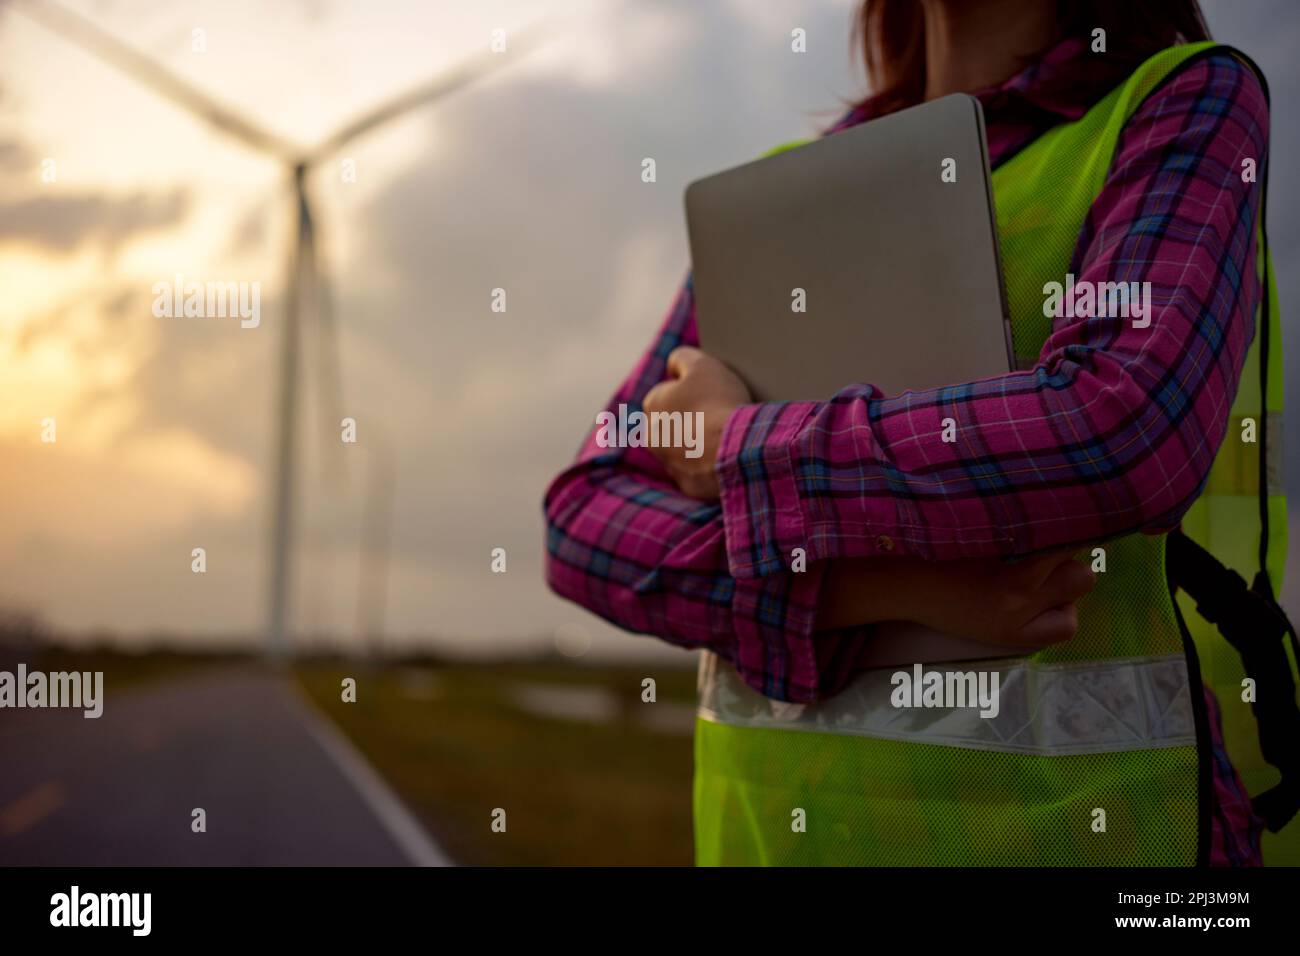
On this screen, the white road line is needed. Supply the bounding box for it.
[505,681,696,735]
[507,682,619,722]
[285,680,454,867]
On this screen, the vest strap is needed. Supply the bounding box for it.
[1168,528,1300,830]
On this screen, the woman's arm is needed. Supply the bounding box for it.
[543,280,835,700]
[544,282,1094,701]
[712,55,1270,578]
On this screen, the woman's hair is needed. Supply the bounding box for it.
[854,0,1211,113]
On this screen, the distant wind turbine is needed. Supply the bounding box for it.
[13,0,553,657]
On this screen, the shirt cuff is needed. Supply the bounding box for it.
[728,559,827,703]
[716,400,820,579]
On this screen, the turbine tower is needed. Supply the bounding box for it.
[13,0,551,656]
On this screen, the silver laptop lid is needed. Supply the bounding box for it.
[686,93,1011,403]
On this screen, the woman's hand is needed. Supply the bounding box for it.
[818,546,1097,648]
[643,346,751,499]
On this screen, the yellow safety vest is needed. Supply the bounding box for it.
[694,41,1292,866]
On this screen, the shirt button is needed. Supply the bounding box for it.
[875,535,894,552]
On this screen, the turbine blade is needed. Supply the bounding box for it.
[305,18,554,162]
[11,0,303,160]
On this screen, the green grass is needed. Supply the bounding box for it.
[295,660,697,866]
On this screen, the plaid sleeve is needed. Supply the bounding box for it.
[543,277,847,702]
[716,54,1268,579]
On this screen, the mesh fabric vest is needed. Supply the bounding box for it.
[693,41,1291,866]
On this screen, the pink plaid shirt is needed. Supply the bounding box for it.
[544,39,1268,865]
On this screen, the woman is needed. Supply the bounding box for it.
[544,0,1277,865]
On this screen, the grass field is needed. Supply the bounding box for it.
[295,658,698,866]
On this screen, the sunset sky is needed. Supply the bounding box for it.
[2,0,1297,661]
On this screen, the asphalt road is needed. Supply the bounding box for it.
[0,666,447,865]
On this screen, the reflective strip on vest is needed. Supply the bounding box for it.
[696,650,1196,757]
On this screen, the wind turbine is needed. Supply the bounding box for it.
[13,0,552,657]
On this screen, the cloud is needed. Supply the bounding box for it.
[13,0,1299,650]
[0,136,35,174]
[0,189,190,253]
[1,0,867,644]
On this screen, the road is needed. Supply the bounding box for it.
[0,666,450,866]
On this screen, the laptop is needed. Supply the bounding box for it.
[685,93,1029,665]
